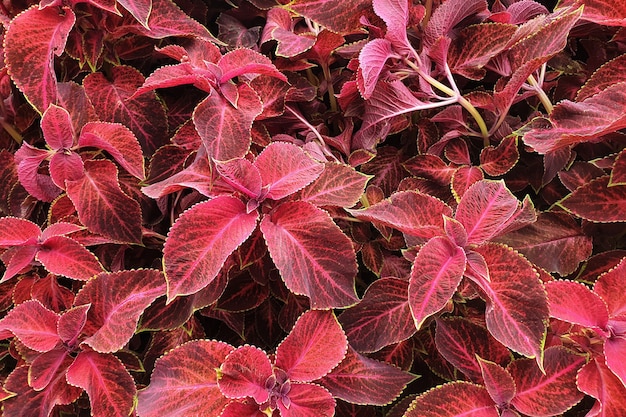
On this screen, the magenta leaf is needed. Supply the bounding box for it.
[339,278,415,353]
[218,345,272,403]
[479,136,519,177]
[509,346,586,416]
[476,357,516,406]
[358,38,396,99]
[193,84,263,162]
[319,346,415,406]
[36,235,104,280]
[260,201,358,308]
[297,162,370,208]
[0,300,60,352]
[0,245,40,282]
[473,243,548,363]
[117,0,151,28]
[577,358,626,416]
[66,159,143,244]
[4,6,76,113]
[164,196,258,301]
[254,142,324,201]
[58,304,91,346]
[14,142,61,202]
[371,0,413,51]
[28,348,72,391]
[455,180,524,245]
[74,269,166,352]
[558,176,626,222]
[137,340,234,417]
[65,351,136,417]
[404,381,498,417]
[275,310,347,382]
[218,48,287,84]
[604,334,626,388]
[216,158,263,199]
[0,217,41,246]
[348,190,453,239]
[496,212,592,275]
[262,8,315,58]
[278,382,336,417]
[558,0,626,26]
[409,236,466,330]
[285,0,371,34]
[48,151,84,189]
[595,256,626,317]
[544,280,609,330]
[41,104,76,150]
[422,0,488,48]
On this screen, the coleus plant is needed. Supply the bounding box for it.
[0,0,626,416]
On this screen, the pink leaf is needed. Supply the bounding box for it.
[0,217,41,246]
[136,62,216,96]
[0,300,60,352]
[455,180,522,245]
[66,351,136,417]
[28,348,72,391]
[423,0,488,47]
[544,280,609,330]
[137,340,234,417]
[40,222,83,240]
[4,6,76,113]
[117,0,151,28]
[339,278,415,353]
[576,54,626,102]
[347,190,453,239]
[319,346,415,406]
[216,158,263,199]
[193,84,263,161]
[74,269,166,352]
[262,8,316,57]
[254,142,324,201]
[15,141,61,202]
[36,235,104,280]
[558,176,626,222]
[58,304,91,346]
[473,244,548,363]
[409,236,466,330]
[577,358,626,416]
[218,346,272,403]
[0,245,39,282]
[558,0,626,26]
[595,257,626,317]
[260,201,358,308]
[164,196,258,301]
[297,163,370,208]
[605,331,626,387]
[358,38,396,99]
[66,159,143,244]
[79,122,145,179]
[278,383,336,417]
[276,310,347,382]
[404,381,498,417]
[451,166,484,200]
[285,0,371,34]
[48,151,84,189]
[41,104,76,150]
[477,357,516,406]
[509,346,586,416]
[479,136,519,177]
[218,48,287,84]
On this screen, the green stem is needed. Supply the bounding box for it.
[527,74,554,114]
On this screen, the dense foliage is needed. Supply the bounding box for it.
[0,0,626,415]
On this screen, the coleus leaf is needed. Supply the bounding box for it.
[0,217,41,246]
[409,236,466,330]
[0,300,60,352]
[319,346,416,406]
[508,346,586,416]
[163,196,258,301]
[472,243,548,364]
[358,38,396,99]
[479,136,519,177]
[403,381,498,417]
[4,6,76,113]
[558,176,626,222]
[193,84,263,161]
[74,269,166,352]
[577,358,626,417]
[476,357,516,406]
[254,142,324,201]
[544,280,609,330]
[218,345,272,403]
[218,48,287,84]
[65,351,136,417]
[576,54,626,102]
[66,159,143,244]
[339,278,415,353]
[285,0,372,34]
[14,142,61,202]
[348,190,453,239]
[261,201,358,308]
[557,0,626,26]
[495,212,592,275]
[262,8,316,58]
[36,235,105,280]
[278,383,336,417]
[137,340,234,417]
[117,0,151,28]
[595,256,626,317]
[41,104,76,150]
[28,348,72,391]
[422,0,488,48]
[297,163,370,208]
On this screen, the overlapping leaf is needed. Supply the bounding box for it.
[403,382,498,417]
[558,176,626,222]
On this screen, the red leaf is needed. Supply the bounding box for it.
[65,159,142,243]
[509,346,586,416]
[604,333,626,388]
[260,201,358,308]
[48,151,84,189]
[558,176,626,222]
[610,148,626,186]
[137,340,234,417]
[558,0,626,26]
[285,0,371,34]
[279,383,336,417]
[83,66,168,156]
[66,351,136,417]
[404,381,498,417]
[0,245,39,282]
[0,300,60,352]
[479,136,519,177]
[348,190,453,239]
[496,212,592,275]
[298,163,370,208]
[74,269,166,352]
[28,348,72,391]
[339,278,415,353]
[435,317,512,383]
[451,166,484,200]
[58,304,90,346]
[576,54,626,102]
[477,357,516,406]
[193,84,263,161]
[216,158,263,199]
[164,196,258,301]
[455,180,523,245]
[319,346,415,406]
[254,142,324,201]
[41,104,76,150]
[358,38,396,99]
[276,310,347,382]
[544,280,609,330]
[423,0,487,48]
[218,48,287,84]
[4,6,76,113]
[218,345,272,403]
[36,235,104,280]
[372,0,413,51]
[409,236,466,330]
[117,0,151,28]
[0,217,40,246]
[577,358,626,417]
[595,256,626,317]
[262,8,315,58]
[473,244,548,363]
[15,140,62,203]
